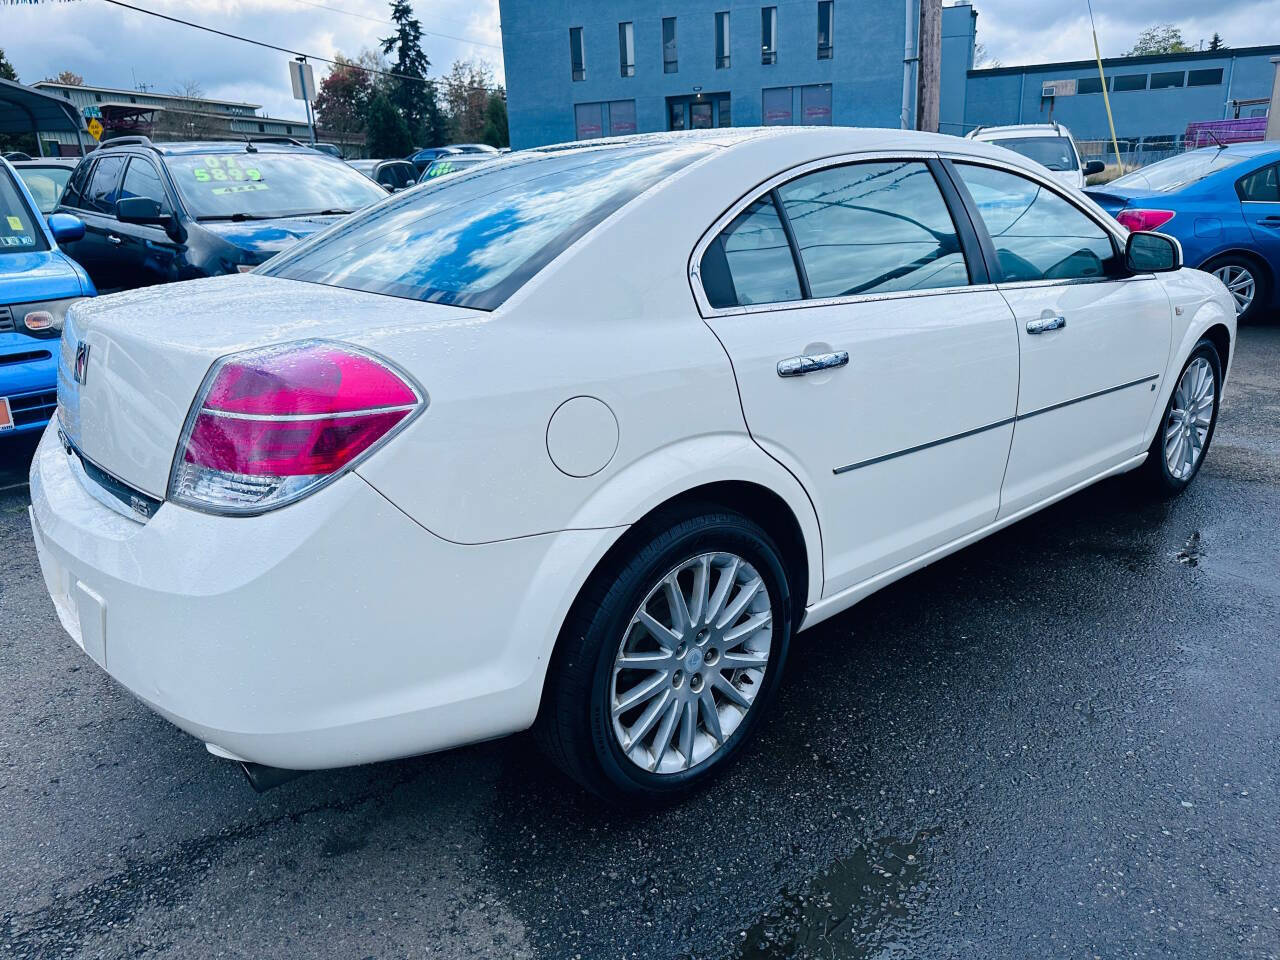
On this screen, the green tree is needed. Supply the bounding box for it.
[380,0,445,146]
[1127,24,1191,56]
[0,49,18,82]
[1208,33,1227,51]
[442,59,494,143]
[481,92,508,148]
[366,92,412,157]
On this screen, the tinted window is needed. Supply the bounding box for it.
[15,165,73,214]
[263,145,713,310]
[1150,71,1184,89]
[955,163,1116,283]
[988,136,1078,171]
[1238,164,1280,203]
[663,17,678,72]
[63,159,93,208]
[778,161,968,299]
[85,154,126,215]
[570,26,586,81]
[121,158,170,211]
[164,152,385,219]
[0,168,49,254]
[1188,68,1224,87]
[701,196,801,308]
[1113,74,1147,91]
[1077,76,1105,94]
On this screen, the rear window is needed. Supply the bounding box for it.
[987,136,1079,172]
[263,144,713,310]
[0,167,48,253]
[1110,149,1247,193]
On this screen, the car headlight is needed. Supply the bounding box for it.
[13,297,81,339]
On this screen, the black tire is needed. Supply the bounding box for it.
[1142,338,1222,497]
[1200,253,1272,324]
[535,508,793,802]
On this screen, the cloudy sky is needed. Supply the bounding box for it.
[1,0,1275,120]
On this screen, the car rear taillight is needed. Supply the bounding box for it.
[1116,209,1176,232]
[169,341,424,515]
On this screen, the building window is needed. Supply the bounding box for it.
[663,17,678,73]
[1076,76,1106,94]
[1113,73,1147,92]
[1150,71,1185,89]
[94,93,103,102]
[762,86,792,125]
[609,99,637,135]
[718,95,731,127]
[817,1,833,59]
[618,22,635,77]
[761,7,778,64]
[258,122,266,132]
[286,126,293,134]
[1188,68,1224,87]
[801,83,832,124]
[715,12,731,69]
[570,26,586,82]
[575,102,604,139]
[575,100,637,140]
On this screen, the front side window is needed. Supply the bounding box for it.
[700,196,800,308]
[618,22,635,77]
[663,17,678,73]
[0,168,49,253]
[761,6,778,64]
[263,145,713,311]
[1238,164,1280,203]
[120,158,170,211]
[85,154,126,215]
[715,12,731,69]
[817,1,833,59]
[989,136,1079,172]
[954,163,1117,283]
[163,152,385,220]
[778,161,968,299]
[570,26,586,81]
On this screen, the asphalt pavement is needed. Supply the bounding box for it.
[1,326,1277,960]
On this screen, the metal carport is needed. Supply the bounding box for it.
[0,77,89,156]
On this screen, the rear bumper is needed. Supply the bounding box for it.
[28,422,619,769]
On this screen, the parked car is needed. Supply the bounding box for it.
[967,123,1104,190]
[1087,142,1280,322]
[406,143,497,174]
[418,154,496,182]
[53,136,387,292]
[30,129,1234,800]
[347,158,419,192]
[0,158,94,438]
[310,143,344,159]
[11,157,79,214]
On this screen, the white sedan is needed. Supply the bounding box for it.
[29,128,1235,801]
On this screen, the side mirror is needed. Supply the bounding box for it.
[46,212,85,244]
[116,196,171,226]
[1084,160,1106,177]
[1126,231,1182,274]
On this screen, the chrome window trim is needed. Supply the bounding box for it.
[688,150,967,319]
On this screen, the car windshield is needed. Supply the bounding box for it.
[990,136,1078,172]
[166,151,387,219]
[420,157,490,180]
[16,165,73,214]
[0,168,48,254]
[263,143,713,310]
[1110,149,1248,192]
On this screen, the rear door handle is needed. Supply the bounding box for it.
[1026,315,1066,335]
[1258,216,1280,227]
[777,351,849,378]
[106,234,123,245]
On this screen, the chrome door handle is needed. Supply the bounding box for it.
[106,234,123,245]
[1026,315,1066,334]
[777,350,849,378]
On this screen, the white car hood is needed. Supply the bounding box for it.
[56,274,480,499]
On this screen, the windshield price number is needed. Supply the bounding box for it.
[211,183,271,196]
[194,157,263,184]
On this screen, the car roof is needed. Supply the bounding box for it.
[10,157,79,167]
[969,124,1072,139]
[1199,141,1280,159]
[96,140,335,158]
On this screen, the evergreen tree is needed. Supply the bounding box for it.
[481,92,508,149]
[0,49,18,82]
[1208,33,1227,51]
[366,92,413,157]
[380,0,445,147]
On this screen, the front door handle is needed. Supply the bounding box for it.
[777,350,849,378]
[1026,315,1066,335]
[106,234,123,245]
[1258,216,1280,227]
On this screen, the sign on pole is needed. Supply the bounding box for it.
[288,60,316,102]
[87,118,104,142]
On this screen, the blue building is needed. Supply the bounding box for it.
[498,0,974,148]
[948,42,1280,143]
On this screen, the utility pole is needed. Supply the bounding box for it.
[916,0,942,132]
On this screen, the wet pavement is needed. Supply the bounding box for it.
[1,327,1277,960]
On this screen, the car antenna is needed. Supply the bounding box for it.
[1206,129,1226,151]
[242,135,258,153]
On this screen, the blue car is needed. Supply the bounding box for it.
[1087,143,1280,323]
[0,158,95,439]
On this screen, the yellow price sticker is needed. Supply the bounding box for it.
[5,216,21,231]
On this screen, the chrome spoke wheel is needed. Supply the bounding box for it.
[1164,356,1215,480]
[610,552,773,775]
[1212,264,1256,316]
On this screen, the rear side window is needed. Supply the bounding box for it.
[1238,164,1280,203]
[85,154,126,215]
[777,161,969,299]
[954,163,1117,283]
[701,196,802,308]
[264,144,712,310]
[63,158,94,208]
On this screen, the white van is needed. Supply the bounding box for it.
[967,123,1104,190]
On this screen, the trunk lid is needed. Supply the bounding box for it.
[57,273,478,499]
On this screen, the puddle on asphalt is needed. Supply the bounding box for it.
[732,830,935,960]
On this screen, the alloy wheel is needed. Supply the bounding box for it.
[1164,356,1215,480]
[1212,264,1256,316]
[609,552,774,775]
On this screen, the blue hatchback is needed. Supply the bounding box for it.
[0,158,95,438]
[1087,143,1280,323]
